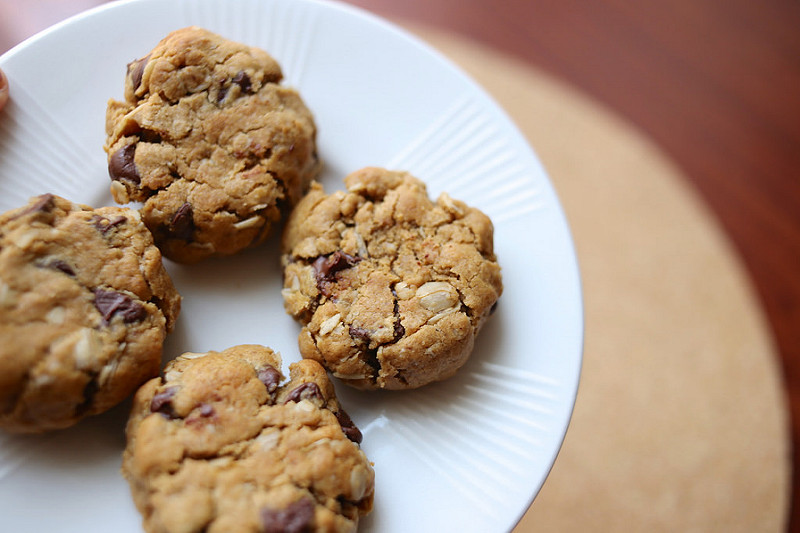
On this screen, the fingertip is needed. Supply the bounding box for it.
[0,69,8,112]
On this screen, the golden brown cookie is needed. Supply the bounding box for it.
[104,27,320,263]
[0,194,180,433]
[281,167,503,390]
[123,345,374,533]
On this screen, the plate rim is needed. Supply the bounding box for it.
[0,0,585,531]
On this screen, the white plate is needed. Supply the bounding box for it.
[0,0,583,531]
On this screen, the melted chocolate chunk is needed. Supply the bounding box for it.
[260,499,314,533]
[313,251,361,281]
[127,53,150,93]
[217,71,253,104]
[257,366,282,394]
[392,296,405,342]
[393,320,406,342]
[150,387,177,418]
[38,258,75,276]
[312,251,360,296]
[169,202,194,241]
[10,194,56,220]
[363,349,381,376]
[284,382,323,404]
[108,144,140,184]
[349,325,371,344]
[94,288,146,324]
[334,408,363,444]
[217,86,229,104]
[138,128,162,143]
[29,194,55,213]
[91,214,127,234]
[232,71,252,93]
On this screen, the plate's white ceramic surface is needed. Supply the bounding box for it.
[0,0,583,531]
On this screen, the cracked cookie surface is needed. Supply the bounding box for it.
[105,26,320,263]
[0,194,180,433]
[123,345,373,533]
[281,167,503,390]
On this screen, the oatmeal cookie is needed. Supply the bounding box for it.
[281,167,502,390]
[105,27,320,263]
[123,345,373,533]
[0,194,180,433]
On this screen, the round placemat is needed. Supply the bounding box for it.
[409,25,790,532]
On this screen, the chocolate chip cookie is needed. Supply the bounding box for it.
[0,194,180,433]
[105,27,320,263]
[281,167,503,390]
[123,345,374,533]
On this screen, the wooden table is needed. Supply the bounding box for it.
[340,2,800,528]
[2,0,798,529]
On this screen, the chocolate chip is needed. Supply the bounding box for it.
[91,214,127,234]
[108,144,140,184]
[150,388,175,412]
[217,71,253,104]
[169,202,194,241]
[232,71,252,93]
[334,408,363,444]
[10,194,56,221]
[312,251,361,296]
[257,366,281,394]
[349,325,371,344]
[29,194,55,213]
[199,403,215,417]
[94,288,146,324]
[363,349,381,376]
[138,128,162,143]
[150,387,177,418]
[313,251,361,281]
[284,382,323,404]
[393,320,406,342]
[392,297,405,342]
[38,258,75,276]
[127,53,150,93]
[260,498,314,533]
[50,260,75,276]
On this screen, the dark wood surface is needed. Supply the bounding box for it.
[341,1,800,528]
[2,0,799,529]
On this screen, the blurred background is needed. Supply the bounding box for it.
[2,0,798,531]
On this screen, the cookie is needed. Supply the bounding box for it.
[281,167,503,390]
[104,27,320,263]
[123,345,374,533]
[0,194,180,433]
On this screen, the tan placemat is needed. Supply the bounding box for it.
[408,26,791,532]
